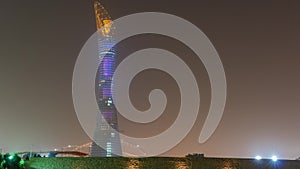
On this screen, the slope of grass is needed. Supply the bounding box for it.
[25,157,300,169]
[26,157,191,169]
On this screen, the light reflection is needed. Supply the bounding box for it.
[174,161,189,169]
[221,159,240,169]
[127,159,140,169]
[222,160,233,169]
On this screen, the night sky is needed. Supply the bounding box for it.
[0,0,300,159]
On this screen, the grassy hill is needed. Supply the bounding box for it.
[25,157,300,169]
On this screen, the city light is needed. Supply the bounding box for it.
[19,159,25,165]
[271,155,278,162]
[8,155,14,160]
[255,155,262,160]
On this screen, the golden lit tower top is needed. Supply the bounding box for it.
[94,1,114,36]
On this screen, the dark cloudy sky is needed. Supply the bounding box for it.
[0,0,300,159]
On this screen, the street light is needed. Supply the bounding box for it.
[271,155,278,162]
[8,155,14,160]
[255,155,262,160]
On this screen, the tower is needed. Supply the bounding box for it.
[90,0,122,157]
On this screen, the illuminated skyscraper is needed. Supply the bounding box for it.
[90,0,122,157]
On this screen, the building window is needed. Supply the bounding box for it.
[106,142,112,157]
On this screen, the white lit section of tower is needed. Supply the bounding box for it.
[90,0,122,157]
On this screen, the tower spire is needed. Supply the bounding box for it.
[94,1,114,36]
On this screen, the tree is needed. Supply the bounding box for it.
[185,153,205,158]
[1,153,24,169]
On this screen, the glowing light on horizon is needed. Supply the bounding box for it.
[271,155,278,162]
[255,155,262,160]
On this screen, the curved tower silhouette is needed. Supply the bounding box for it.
[90,0,122,157]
